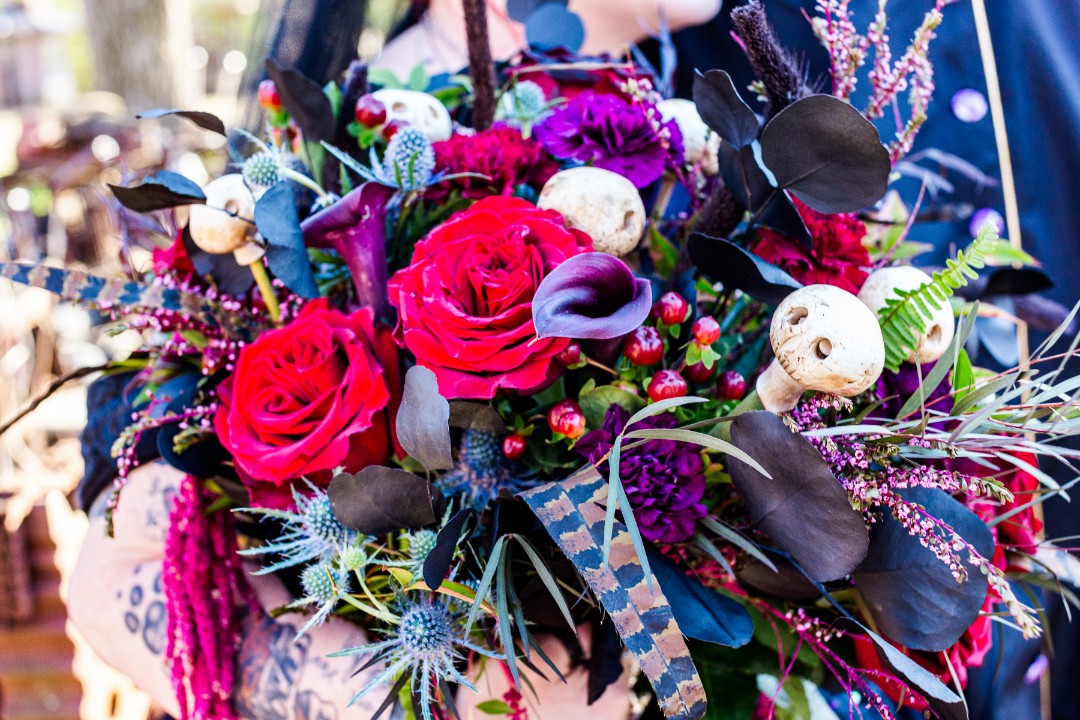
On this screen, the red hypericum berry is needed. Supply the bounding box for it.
[623,326,664,366]
[502,433,527,460]
[354,93,388,128]
[257,79,282,111]
[555,342,582,367]
[716,370,748,401]
[692,316,721,346]
[548,400,587,440]
[382,119,406,141]
[647,370,688,402]
[683,361,714,384]
[655,291,690,326]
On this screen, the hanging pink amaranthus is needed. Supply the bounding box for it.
[163,474,253,720]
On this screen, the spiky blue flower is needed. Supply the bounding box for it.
[289,555,353,636]
[406,529,439,565]
[376,127,436,191]
[242,149,309,189]
[438,429,538,510]
[333,598,498,720]
[237,481,359,574]
[496,80,551,127]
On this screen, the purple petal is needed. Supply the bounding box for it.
[301,182,395,321]
[532,253,652,339]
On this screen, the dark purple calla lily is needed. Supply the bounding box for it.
[532,252,652,339]
[301,182,395,321]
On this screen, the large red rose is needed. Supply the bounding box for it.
[388,196,592,399]
[214,299,400,508]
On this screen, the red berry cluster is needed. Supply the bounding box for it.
[353,93,405,141]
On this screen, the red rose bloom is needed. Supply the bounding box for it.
[388,196,592,399]
[431,126,558,202]
[754,197,871,294]
[214,299,400,508]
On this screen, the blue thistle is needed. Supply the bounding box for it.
[438,429,538,510]
[289,555,353,636]
[496,80,551,127]
[332,597,498,720]
[242,149,308,190]
[405,529,439,565]
[237,481,359,574]
[377,127,435,191]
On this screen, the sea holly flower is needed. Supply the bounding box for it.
[334,597,498,720]
[438,429,537,509]
[289,555,353,636]
[237,481,359,574]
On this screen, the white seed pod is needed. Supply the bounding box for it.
[537,167,646,256]
[187,174,260,261]
[858,265,955,364]
[757,284,886,413]
[371,88,453,142]
[657,98,721,176]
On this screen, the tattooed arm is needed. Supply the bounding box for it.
[67,461,380,720]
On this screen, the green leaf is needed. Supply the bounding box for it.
[408,63,429,91]
[323,80,343,119]
[651,226,679,277]
[952,348,975,403]
[625,395,707,427]
[578,382,645,428]
[980,236,1038,266]
[367,68,404,89]
[475,700,512,715]
[623,427,772,478]
[179,329,209,349]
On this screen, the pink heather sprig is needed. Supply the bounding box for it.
[886,3,947,162]
[811,0,868,100]
[163,474,254,720]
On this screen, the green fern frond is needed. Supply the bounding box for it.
[877,223,997,372]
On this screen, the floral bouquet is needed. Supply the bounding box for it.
[6,1,1080,719]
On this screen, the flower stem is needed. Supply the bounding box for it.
[278,167,330,200]
[248,260,281,323]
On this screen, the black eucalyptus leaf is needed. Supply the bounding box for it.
[716,143,811,247]
[265,59,336,142]
[448,401,508,434]
[688,233,801,305]
[955,266,1053,300]
[109,171,205,213]
[136,108,227,136]
[760,94,891,214]
[397,366,454,472]
[693,70,759,148]
[735,557,818,601]
[645,545,753,648]
[253,182,319,298]
[865,628,967,720]
[422,509,473,591]
[328,466,439,535]
[728,411,869,582]
[152,373,230,477]
[587,619,625,703]
[181,227,255,295]
[853,486,993,652]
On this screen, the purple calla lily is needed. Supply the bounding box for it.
[301,182,395,321]
[532,252,652,340]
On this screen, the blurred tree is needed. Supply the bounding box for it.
[83,0,193,109]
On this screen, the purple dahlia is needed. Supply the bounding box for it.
[534,91,683,189]
[576,404,706,543]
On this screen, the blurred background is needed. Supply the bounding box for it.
[0,1,405,718]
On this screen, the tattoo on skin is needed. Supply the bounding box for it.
[123,571,166,656]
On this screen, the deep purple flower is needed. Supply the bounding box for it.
[576,405,706,543]
[534,92,684,189]
[875,360,954,418]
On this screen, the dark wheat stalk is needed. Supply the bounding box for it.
[731,1,812,119]
[462,0,498,131]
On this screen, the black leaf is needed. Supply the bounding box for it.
[645,545,753,648]
[422,509,473,590]
[265,59,336,142]
[396,365,454,472]
[253,183,319,298]
[735,557,818,601]
[956,266,1053,299]
[136,108,227,136]
[152,373,230,478]
[328,467,440,535]
[688,233,801,305]
[182,227,255,296]
[692,70,759,148]
[587,619,625,704]
[760,94,891,214]
[716,143,811,247]
[853,486,993,652]
[864,627,968,720]
[448,401,507,434]
[727,411,869,582]
[109,171,205,213]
